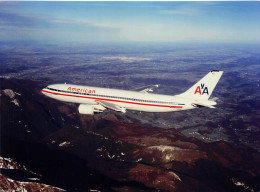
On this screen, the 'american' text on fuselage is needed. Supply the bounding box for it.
[67,87,96,94]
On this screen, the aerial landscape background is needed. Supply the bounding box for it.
[0,1,260,191]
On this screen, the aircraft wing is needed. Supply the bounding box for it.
[132,84,159,93]
[96,100,126,113]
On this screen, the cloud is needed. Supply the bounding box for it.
[0,2,258,44]
[70,3,166,8]
[0,11,123,42]
[0,11,51,28]
[0,1,21,10]
[158,7,202,16]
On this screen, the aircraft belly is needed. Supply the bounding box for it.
[48,94,185,112]
[123,103,176,112]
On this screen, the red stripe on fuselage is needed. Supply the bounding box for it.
[41,89,183,109]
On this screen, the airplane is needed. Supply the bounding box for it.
[41,70,223,115]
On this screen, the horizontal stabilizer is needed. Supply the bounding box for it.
[192,100,217,108]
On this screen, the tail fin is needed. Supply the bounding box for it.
[179,70,223,100]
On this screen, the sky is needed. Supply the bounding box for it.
[0,1,260,44]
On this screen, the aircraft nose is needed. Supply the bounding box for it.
[41,88,47,95]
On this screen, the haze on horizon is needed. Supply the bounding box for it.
[0,1,259,44]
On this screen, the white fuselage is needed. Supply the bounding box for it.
[41,84,194,112]
[41,71,223,114]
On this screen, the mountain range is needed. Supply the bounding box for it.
[1,77,260,192]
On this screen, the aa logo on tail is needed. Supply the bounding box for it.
[194,83,209,95]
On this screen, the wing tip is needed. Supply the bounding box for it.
[211,70,224,73]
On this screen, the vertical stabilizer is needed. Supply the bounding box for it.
[179,70,223,100]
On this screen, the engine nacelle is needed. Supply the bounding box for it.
[78,104,94,115]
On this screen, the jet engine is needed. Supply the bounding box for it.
[78,104,94,115]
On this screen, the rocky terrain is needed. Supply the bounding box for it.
[1,77,260,191]
[0,157,64,192]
